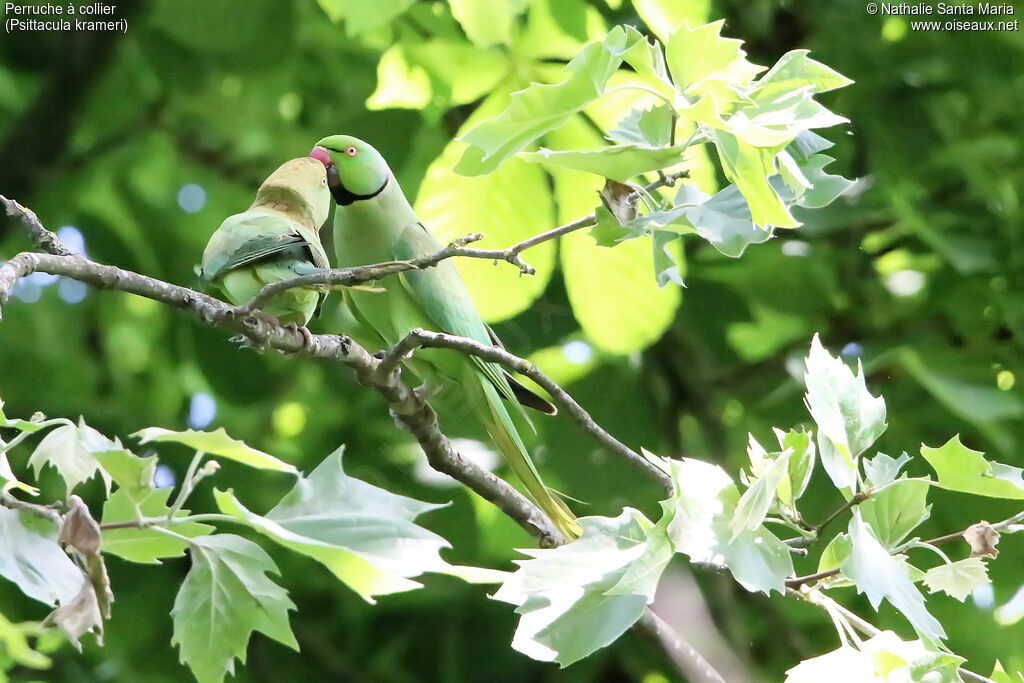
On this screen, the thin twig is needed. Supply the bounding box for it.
[389,328,672,491]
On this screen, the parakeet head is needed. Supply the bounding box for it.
[310,135,391,206]
[257,157,331,228]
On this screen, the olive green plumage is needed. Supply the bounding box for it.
[201,157,331,326]
[312,135,580,540]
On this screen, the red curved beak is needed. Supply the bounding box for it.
[309,146,332,168]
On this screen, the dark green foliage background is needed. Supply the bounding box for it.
[1,0,1022,680]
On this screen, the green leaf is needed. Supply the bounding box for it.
[991,661,1024,683]
[92,448,156,502]
[785,645,877,682]
[863,452,912,488]
[0,452,38,496]
[456,26,642,175]
[842,513,945,642]
[133,427,297,474]
[669,183,773,257]
[630,0,710,43]
[0,613,51,670]
[804,334,887,493]
[749,50,853,105]
[216,448,488,602]
[920,435,1024,499]
[860,631,963,681]
[519,144,688,183]
[664,20,764,95]
[730,446,792,540]
[417,139,556,322]
[817,532,852,576]
[652,231,684,287]
[493,508,657,666]
[100,489,213,565]
[0,508,85,606]
[171,534,297,683]
[450,0,527,47]
[709,130,798,228]
[0,398,50,433]
[399,40,509,107]
[317,0,415,34]
[662,457,792,594]
[923,557,990,602]
[607,104,674,147]
[858,477,931,549]
[902,348,1024,424]
[366,46,432,110]
[28,421,115,497]
[774,427,816,506]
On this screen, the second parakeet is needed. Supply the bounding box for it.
[311,136,581,540]
[201,156,331,327]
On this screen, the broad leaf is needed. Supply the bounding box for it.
[785,645,877,682]
[216,448,493,602]
[670,183,773,257]
[100,488,213,565]
[804,334,887,493]
[417,139,556,322]
[0,508,85,606]
[730,445,792,539]
[456,26,643,174]
[630,0,710,43]
[662,457,793,594]
[450,0,527,47]
[172,534,297,683]
[749,50,853,105]
[1,451,39,495]
[28,422,116,496]
[920,435,1024,499]
[923,557,990,602]
[858,477,931,549]
[860,631,963,681]
[664,20,764,95]
[773,427,816,506]
[133,427,297,474]
[0,398,51,433]
[863,452,912,488]
[709,130,797,228]
[519,144,688,183]
[606,104,674,147]
[493,509,658,666]
[842,513,945,642]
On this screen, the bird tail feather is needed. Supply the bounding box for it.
[476,375,581,541]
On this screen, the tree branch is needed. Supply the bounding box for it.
[0,197,565,547]
[639,608,727,683]
[387,328,672,491]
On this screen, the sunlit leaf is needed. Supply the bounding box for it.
[730,446,792,540]
[100,488,213,565]
[773,427,816,506]
[785,645,878,682]
[749,50,853,105]
[858,477,931,549]
[366,45,432,110]
[709,130,797,228]
[1,451,38,496]
[630,0,710,43]
[493,508,657,666]
[842,513,945,642]
[519,144,688,183]
[450,0,528,47]
[661,457,793,594]
[923,557,990,602]
[920,435,1024,499]
[664,20,764,95]
[804,334,887,493]
[172,534,297,683]
[133,427,298,474]
[317,0,415,34]
[862,452,912,488]
[606,104,674,147]
[0,508,85,607]
[456,26,643,174]
[417,139,556,322]
[28,421,115,497]
[216,448,497,602]
[0,612,51,670]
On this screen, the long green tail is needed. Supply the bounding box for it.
[470,370,581,541]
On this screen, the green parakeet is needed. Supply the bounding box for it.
[201,156,331,327]
[311,136,581,540]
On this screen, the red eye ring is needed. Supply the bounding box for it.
[345,146,358,157]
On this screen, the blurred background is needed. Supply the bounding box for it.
[1,0,1022,680]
